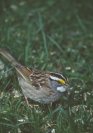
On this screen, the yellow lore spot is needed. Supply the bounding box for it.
[58,79,65,84]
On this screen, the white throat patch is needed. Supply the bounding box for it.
[57,86,66,92]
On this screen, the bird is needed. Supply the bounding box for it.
[0,48,70,104]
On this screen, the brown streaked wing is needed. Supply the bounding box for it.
[16,65,32,79]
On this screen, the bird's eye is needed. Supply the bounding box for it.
[49,75,66,85]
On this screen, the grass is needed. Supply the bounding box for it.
[0,0,93,132]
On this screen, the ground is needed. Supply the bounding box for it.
[0,0,93,133]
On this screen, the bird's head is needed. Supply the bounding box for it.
[49,72,69,93]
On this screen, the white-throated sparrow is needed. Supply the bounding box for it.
[0,48,70,104]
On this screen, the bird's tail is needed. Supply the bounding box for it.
[0,48,20,67]
[0,48,32,79]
